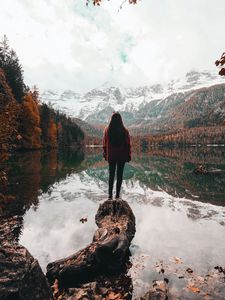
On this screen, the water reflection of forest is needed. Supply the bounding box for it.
[86,145,225,164]
[135,146,225,164]
[0,149,85,217]
[0,146,225,219]
[130,156,225,206]
[85,146,225,205]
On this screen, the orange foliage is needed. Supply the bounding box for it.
[19,93,41,149]
[131,125,225,149]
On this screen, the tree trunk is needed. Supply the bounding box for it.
[46,199,136,288]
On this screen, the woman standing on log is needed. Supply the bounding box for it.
[103,112,131,199]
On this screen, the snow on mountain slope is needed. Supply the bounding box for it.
[40,70,225,125]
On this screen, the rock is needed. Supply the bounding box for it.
[0,216,52,299]
[138,281,168,300]
[55,274,132,300]
[0,243,52,300]
[138,290,167,300]
[0,216,23,245]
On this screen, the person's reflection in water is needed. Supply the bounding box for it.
[102,112,131,200]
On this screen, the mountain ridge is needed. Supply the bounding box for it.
[40,70,225,135]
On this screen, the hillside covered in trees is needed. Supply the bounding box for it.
[0,36,84,152]
[129,83,225,147]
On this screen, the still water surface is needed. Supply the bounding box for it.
[2,147,225,298]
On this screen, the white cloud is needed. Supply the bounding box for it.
[0,0,224,92]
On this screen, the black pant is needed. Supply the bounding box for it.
[108,161,125,198]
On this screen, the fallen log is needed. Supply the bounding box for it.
[46,199,136,288]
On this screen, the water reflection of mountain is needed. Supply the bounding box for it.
[85,147,225,206]
[1,146,225,220]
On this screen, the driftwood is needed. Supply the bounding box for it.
[194,165,225,175]
[46,199,136,288]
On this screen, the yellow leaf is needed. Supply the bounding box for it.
[173,257,182,264]
[187,285,200,293]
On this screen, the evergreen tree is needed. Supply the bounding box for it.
[39,103,51,147]
[31,85,39,102]
[0,68,19,151]
[0,35,25,102]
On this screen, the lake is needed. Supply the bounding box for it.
[1,146,225,299]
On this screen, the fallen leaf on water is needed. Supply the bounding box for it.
[80,217,88,223]
[214,266,225,274]
[196,276,204,283]
[173,257,182,264]
[152,280,167,292]
[187,284,200,293]
[107,292,121,300]
[186,267,193,274]
[204,292,212,300]
[164,278,169,284]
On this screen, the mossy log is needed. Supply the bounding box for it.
[46,199,136,288]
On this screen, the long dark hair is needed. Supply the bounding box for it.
[108,112,126,147]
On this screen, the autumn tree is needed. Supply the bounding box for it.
[0,35,85,151]
[19,92,42,149]
[31,86,52,145]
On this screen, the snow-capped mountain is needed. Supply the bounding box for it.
[40,70,225,130]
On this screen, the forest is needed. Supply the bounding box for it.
[0,36,84,152]
[131,126,225,149]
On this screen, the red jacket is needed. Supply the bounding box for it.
[102,127,131,162]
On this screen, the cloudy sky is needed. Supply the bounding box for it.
[0,0,225,92]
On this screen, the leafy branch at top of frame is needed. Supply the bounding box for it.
[215,52,225,76]
[86,0,140,6]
